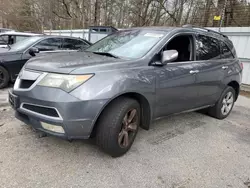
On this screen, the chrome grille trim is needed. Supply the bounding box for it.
[14,70,47,91]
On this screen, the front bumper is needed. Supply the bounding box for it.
[10,86,108,140]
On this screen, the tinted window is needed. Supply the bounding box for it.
[196,35,221,60]
[221,42,234,59]
[34,38,62,51]
[62,38,89,50]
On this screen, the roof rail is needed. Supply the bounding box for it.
[182,24,228,38]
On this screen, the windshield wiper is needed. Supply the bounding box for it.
[92,51,119,58]
[0,36,11,50]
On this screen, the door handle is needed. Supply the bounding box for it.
[222,66,228,70]
[190,70,199,74]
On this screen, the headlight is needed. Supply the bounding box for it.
[38,73,93,92]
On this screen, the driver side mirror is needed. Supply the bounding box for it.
[161,50,178,64]
[29,47,39,57]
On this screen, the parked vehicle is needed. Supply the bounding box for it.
[0,32,40,48]
[9,26,242,157]
[0,28,14,33]
[0,35,91,88]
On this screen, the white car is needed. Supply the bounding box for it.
[0,32,40,48]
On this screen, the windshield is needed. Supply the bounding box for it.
[9,36,41,51]
[86,30,166,59]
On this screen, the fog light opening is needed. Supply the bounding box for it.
[41,122,65,134]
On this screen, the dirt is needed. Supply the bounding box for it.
[240,90,250,98]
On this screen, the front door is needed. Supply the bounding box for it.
[155,62,198,118]
[154,34,199,118]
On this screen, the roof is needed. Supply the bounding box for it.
[122,27,174,32]
[34,35,85,40]
[121,26,229,41]
[0,31,40,36]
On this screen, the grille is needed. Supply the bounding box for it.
[19,80,35,89]
[22,104,60,118]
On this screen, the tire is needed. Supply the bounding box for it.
[0,66,9,89]
[96,97,140,157]
[208,86,236,119]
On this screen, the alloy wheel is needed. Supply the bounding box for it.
[221,91,234,116]
[118,109,139,148]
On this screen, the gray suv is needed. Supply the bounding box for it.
[9,26,242,157]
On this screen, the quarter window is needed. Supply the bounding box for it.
[221,42,234,59]
[196,35,221,60]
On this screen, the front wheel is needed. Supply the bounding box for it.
[208,86,235,119]
[96,97,140,157]
[0,66,9,89]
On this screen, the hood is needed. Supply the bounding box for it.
[0,48,9,53]
[25,51,126,74]
[0,50,22,62]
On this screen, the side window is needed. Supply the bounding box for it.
[0,35,8,45]
[196,35,221,60]
[34,38,62,51]
[16,36,30,43]
[62,38,89,50]
[221,42,234,59]
[161,35,194,62]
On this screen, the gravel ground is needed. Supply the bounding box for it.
[0,94,250,188]
[0,87,9,107]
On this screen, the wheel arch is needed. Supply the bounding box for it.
[0,64,10,74]
[227,80,240,101]
[91,92,152,137]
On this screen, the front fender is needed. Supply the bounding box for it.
[70,67,156,103]
[70,67,156,133]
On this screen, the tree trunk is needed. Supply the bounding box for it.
[203,0,212,27]
[94,0,100,25]
[184,0,194,24]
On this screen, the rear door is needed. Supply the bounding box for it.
[220,41,237,69]
[194,34,225,106]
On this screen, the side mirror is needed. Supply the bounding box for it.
[161,50,178,64]
[29,47,39,57]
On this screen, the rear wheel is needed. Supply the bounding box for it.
[208,86,235,119]
[0,66,9,89]
[96,97,140,157]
